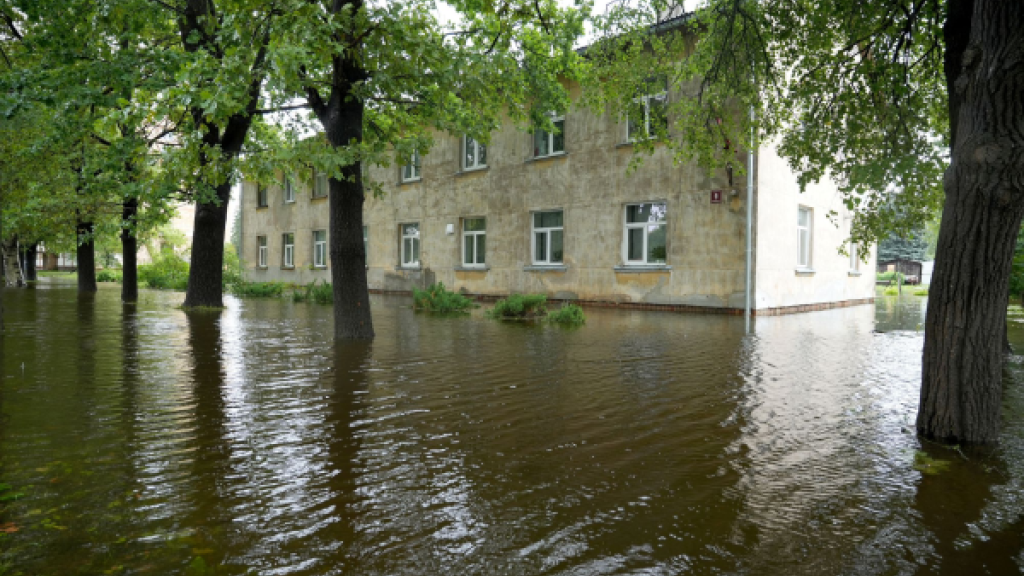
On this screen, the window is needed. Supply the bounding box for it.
[313,171,328,198]
[257,184,268,207]
[402,151,421,182]
[849,242,859,272]
[627,78,668,141]
[401,223,420,267]
[534,113,565,157]
[313,230,327,268]
[463,136,487,170]
[283,177,295,203]
[257,235,268,268]
[797,207,812,268]
[623,203,667,265]
[462,217,486,267]
[282,232,295,268]
[532,210,563,265]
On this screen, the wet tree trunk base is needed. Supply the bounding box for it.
[328,174,373,340]
[77,221,97,293]
[122,199,138,303]
[918,0,1024,445]
[183,183,231,309]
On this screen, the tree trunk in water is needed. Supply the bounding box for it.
[918,0,1024,444]
[2,237,23,288]
[77,220,98,293]
[183,183,231,308]
[24,242,37,282]
[121,198,138,302]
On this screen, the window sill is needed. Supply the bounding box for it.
[848,270,862,277]
[525,152,568,163]
[313,266,328,270]
[524,265,568,272]
[795,268,816,276]
[614,265,671,273]
[399,178,422,186]
[256,205,269,210]
[281,266,295,271]
[456,166,489,177]
[284,200,296,204]
[395,265,422,271]
[455,265,490,272]
[311,195,328,200]
[256,266,268,270]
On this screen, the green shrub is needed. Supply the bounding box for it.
[883,286,900,296]
[487,293,547,319]
[413,282,475,313]
[292,280,334,304]
[139,252,189,290]
[222,243,244,290]
[233,281,287,297]
[877,271,905,283]
[548,302,586,325]
[913,287,929,296]
[96,268,123,283]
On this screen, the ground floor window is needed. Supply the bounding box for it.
[313,230,327,268]
[532,210,563,264]
[257,235,267,268]
[624,203,667,264]
[463,217,486,267]
[401,223,420,267]
[797,207,812,268]
[282,233,294,268]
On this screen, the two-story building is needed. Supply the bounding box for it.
[239,82,875,315]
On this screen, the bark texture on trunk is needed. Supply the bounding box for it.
[77,220,98,293]
[183,183,231,307]
[1,237,22,288]
[122,199,138,302]
[307,0,374,340]
[918,0,1024,444]
[24,242,37,282]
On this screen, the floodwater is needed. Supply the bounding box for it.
[1,281,1023,576]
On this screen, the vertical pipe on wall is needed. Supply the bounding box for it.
[745,105,755,331]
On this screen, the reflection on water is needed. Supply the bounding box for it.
[1,286,1023,574]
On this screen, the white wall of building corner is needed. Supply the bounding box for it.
[753,142,877,310]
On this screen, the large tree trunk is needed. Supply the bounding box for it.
[121,198,139,302]
[2,237,23,288]
[312,5,374,340]
[23,242,37,282]
[918,0,1024,444]
[77,220,98,293]
[183,182,231,307]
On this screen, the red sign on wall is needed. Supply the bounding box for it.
[710,189,723,204]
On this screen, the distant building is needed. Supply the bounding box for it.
[239,90,875,315]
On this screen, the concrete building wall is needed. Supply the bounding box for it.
[240,95,874,313]
[753,144,876,311]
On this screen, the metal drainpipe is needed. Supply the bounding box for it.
[745,105,755,331]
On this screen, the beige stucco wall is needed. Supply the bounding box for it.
[241,95,874,312]
[753,143,877,309]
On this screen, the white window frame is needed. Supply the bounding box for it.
[401,151,421,182]
[313,171,328,198]
[313,230,327,268]
[257,184,268,207]
[283,177,295,203]
[363,226,369,262]
[282,232,295,268]
[462,217,487,267]
[797,206,813,269]
[532,210,564,265]
[463,136,487,171]
[627,89,668,142]
[849,242,859,272]
[533,113,565,158]
[257,235,268,268]
[401,223,420,267]
[622,202,668,265]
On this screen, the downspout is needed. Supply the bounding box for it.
[745,105,755,331]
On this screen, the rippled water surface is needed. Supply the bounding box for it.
[2,281,1023,575]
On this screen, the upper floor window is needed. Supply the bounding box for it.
[401,223,420,267]
[313,230,327,268]
[402,151,421,182]
[797,207,812,268]
[282,232,295,268]
[463,217,486,267]
[463,136,487,171]
[313,171,328,198]
[534,113,565,158]
[532,210,563,265]
[257,184,268,208]
[624,203,667,265]
[257,235,268,268]
[627,78,668,141]
[283,177,295,203]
